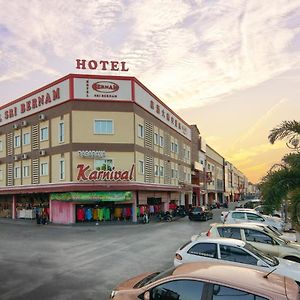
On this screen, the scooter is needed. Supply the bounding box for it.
[157,211,173,222]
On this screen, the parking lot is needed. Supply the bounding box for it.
[0,209,224,300]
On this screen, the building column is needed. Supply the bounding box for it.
[204,193,208,206]
[215,192,218,202]
[132,192,138,223]
[49,199,52,222]
[12,195,16,219]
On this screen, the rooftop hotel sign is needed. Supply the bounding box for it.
[76,59,129,71]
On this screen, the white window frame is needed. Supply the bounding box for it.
[174,143,178,153]
[40,162,48,176]
[138,124,144,139]
[23,132,30,145]
[159,136,164,147]
[138,160,144,174]
[154,165,159,176]
[94,119,114,135]
[154,133,159,145]
[59,159,65,180]
[58,122,65,143]
[23,165,30,177]
[94,159,113,171]
[159,166,164,177]
[40,127,49,141]
[14,166,21,179]
[14,135,21,148]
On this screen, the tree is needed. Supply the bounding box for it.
[268,120,300,147]
[260,121,300,224]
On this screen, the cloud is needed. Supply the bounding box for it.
[1,0,299,109]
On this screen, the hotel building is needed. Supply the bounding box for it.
[0,74,192,224]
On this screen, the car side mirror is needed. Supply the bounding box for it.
[138,291,150,300]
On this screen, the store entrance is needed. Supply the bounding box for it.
[75,202,133,223]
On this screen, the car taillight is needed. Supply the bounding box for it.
[206,230,211,237]
[224,213,228,223]
[175,253,183,260]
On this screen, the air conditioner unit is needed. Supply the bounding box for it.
[22,154,28,160]
[39,114,46,121]
[13,155,19,161]
[39,150,46,156]
[13,124,19,130]
[21,120,28,127]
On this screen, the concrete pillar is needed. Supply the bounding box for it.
[132,192,138,223]
[180,192,185,206]
[215,192,218,202]
[49,199,52,222]
[204,193,208,206]
[12,195,16,219]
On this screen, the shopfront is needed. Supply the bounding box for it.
[50,191,135,224]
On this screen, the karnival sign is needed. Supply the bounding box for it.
[77,164,134,181]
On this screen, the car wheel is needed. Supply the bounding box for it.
[284,256,300,263]
[205,215,208,221]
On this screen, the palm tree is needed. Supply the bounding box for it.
[268,120,300,147]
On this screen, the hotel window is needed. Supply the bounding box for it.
[159,136,164,147]
[23,132,30,145]
[187,150,190,160]
[94,159,113,171]
[0,170,3,180]
[40,127,49,141]
[14,135,21,148]
[138,124,144,138]
[59,159,65,180]
[23,165,30,177]
[154,133,159,145]
[94,120,113,134]
[14,167,21,179]
[171,169,175,178]
[159,166,164,177]
[154,165,159,176]
[40,162,48,176]
[207,163,211,171]
[138,160,144,174]
[58,122,65,143]
[174,143,178,153]
[0,140,3,152]
[171,142,175,152]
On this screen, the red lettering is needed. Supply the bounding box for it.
[120,61,129,71]
[77,164,89,180]
[111,61,119,71]
[114,171,122,180]
[89,170,98,180]
[45,93,51,104]
[102,171,110,180]
[88,60,97,70]
[26,101,31,111]
[121,171,129,180]
[38,95,44,106]
[21,103,26,113]
[32,98,38,109]
[76,59,86,69]
[99,61,109,70]
[52,88,60,101]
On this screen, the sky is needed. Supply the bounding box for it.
[0,0,299,184]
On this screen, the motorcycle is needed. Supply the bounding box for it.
[157,211,173,222]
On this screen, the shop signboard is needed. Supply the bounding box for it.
[50,191,133,202]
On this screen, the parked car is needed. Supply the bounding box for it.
[174,237,300,285]
[188,206,213,221]
[223,210,285,231]
[199,223,300,263]
[254,205,282,218]
[109,261,299,299]
[243,199,262,209]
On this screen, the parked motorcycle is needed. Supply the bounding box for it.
[157,211,173,222]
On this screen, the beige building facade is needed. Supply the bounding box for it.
[0,74,192,224]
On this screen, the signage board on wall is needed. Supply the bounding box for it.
[78,150,106,158]
[50,191,133,202]
[73,78,132,101]
[0,80,70,126]
[76,164,135,181]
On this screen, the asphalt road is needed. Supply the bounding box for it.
[0,208,226,300]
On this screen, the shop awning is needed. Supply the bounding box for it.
[50,191,133,203]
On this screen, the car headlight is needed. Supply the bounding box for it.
[110,290,118,298]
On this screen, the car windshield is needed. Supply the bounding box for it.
[244,243,278,267]
[261,227,287,244]
[266,225,281,237]
[133,267,176,288]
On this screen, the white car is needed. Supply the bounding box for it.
[223,210,285,231]
[199,223,300,263]
[174,237,300,285]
